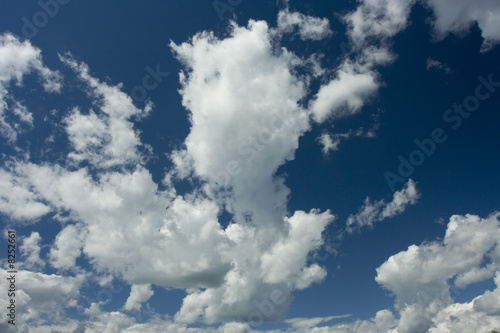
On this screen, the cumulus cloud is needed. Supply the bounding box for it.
[277,9,333,40]
[346,179,420,232]
[344,0,416,48]
[0,19,341,328]
[124,284,154,311]
[424,0,500,52]
[0,33,62,142]
[376,212,500,333]
[0,0,498,330]
[0,268,85,332]
[309,61,379,123]
[0,167,51,221]
[309,0,416,124]
[60,53,151,168]
[21,231,45,269]
[49,224,86,270]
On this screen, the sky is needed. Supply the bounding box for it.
[0,0,499,332]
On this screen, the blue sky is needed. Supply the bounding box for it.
[0,1,500,332]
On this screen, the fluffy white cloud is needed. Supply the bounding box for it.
[0,268,85,332]
[344,0,416,48]
[424,0,500,52]
[309,61,378,123]
[0,167,51,221]
[49,224,86,270]
[169,18,341,323]
[124,284,154,311]
[0,23,340,327]
[0,33,61,142]
[346,179,420,232]
[376,212,500,333]
[60,53,151,168]
[276,9,333,41]
[309,0,417,125]
[1,1,498,330]
[343,0,500,53]
[21,231,45,269]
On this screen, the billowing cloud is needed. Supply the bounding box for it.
[376,212,500,333]
[0,18,340,328]
[0,268,85,332]
[0,0,498,330]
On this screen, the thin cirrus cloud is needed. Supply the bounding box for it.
[0,0,499,331]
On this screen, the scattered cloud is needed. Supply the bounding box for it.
[0,33,62,142]
[426,57,452,74]
[376,212,500,333]
[318,124,380,155]
[21,231,45,269]
[284,314,352,330]
[346,179,420,232]
[423,0,500,52]
[277,9,333,40]
[124,284,154,311]
[0,0,499,330]
[309,61,379,123]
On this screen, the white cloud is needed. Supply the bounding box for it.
[0,33,62,142]
[49,224,86,270]
[318,132,341,155]
[276,9,333,41]
[310,0,418,126]
[260,209,333,286]
[346,179,420,232]
[426,57,452,74]
[0,16,338,328]
[0,167,51,221]
[1,4,497,331]
[169,19,340,323]
[124,284,154,311]
[284,315,352,330]
[376,212,500,333]
[59,53,150,168]
[21,231,45,269]
[318,125,380,155]
[344,0,416,48]
[309,61,378,123]
[424,0,500,52]
[0,268,85,331]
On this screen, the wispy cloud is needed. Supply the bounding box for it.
[346,179,420,232]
